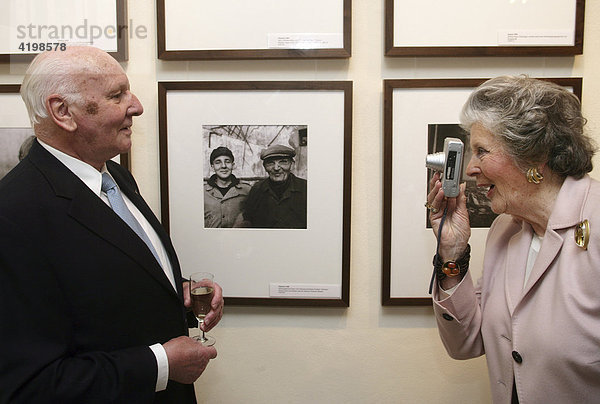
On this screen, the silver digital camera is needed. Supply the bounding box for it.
[425,137,464,198]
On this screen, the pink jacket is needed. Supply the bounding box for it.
[433,175,600,403]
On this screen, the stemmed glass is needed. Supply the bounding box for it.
[189,272,216,346]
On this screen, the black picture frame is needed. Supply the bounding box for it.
[382,77,583,305]
[385,0,585,57]
[158,81,353,307]
[157,0,351,60]
[0,0,128,63]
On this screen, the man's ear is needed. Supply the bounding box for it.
[46,95,77,132]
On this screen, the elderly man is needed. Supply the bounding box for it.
[237,144,307,228]
[204,146,251,228]
[0,46,223,403]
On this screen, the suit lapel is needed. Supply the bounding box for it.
[505,222,565,315]
[513,176,591,309]
[504,224,531,315]
[28,143,180,299]
[106,162,185,299]
[521,229,563,296]
[68,192,179,298]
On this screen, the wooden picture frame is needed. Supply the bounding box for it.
[158,81,352,306]
[1,0,128,63]
[157,0,351,60]
[382,77,583,305]
[385,0,585,57]
[0,84,130,173]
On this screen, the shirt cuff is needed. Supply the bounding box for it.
[149,343,169,392]
[438,283,459,299]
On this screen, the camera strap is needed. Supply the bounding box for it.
[428,205,449,294]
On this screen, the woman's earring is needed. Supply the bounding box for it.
[526,168,544,184]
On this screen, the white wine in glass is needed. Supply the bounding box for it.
[189,272,216,346]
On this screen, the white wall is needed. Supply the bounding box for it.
[2,1,599,403]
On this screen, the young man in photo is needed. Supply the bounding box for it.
[204,146,251,228]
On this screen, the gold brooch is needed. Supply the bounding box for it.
[575,219,590,250]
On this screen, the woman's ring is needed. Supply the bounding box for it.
[424,202,439,214]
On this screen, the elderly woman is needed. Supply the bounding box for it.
[426,76,600,404]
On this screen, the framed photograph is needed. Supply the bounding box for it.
[382,77,582,305]
[157,0,351,60]
[385,0,585,57]
[1,0,128,63]
[0,85,34,180]
[0,85,129,176]
[158,81,352,306]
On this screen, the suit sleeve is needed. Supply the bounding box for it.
[431,272,485,360]
[0,217,157,404]
[429,216,514,360]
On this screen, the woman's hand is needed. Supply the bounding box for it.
[427,172,471,260]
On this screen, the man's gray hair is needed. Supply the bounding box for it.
[20,49,103,125]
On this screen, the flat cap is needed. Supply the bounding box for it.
[260,144,296,160]
[210,146,234,164]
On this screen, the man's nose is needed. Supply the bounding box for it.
[128,93,144,116]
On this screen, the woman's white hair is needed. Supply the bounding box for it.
[460,75,595,178]
[20,48,104,125]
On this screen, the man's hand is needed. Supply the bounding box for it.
[202,282,223,332]
[183,281,224,332]
[163,336,217,384]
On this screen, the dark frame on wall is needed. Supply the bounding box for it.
[156,0,351,60]
[382,77,583,305]
[158,80,352,307]
[0,0,128,63]
[0,84,130,170]
[385,0,585,57]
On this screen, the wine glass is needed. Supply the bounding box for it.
[189,272,216,346]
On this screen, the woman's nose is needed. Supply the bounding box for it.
[465,156,478,177]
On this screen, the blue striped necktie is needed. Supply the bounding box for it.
[101,172,162,267]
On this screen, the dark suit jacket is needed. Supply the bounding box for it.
[242,173,307,228]
[0,140,196,403]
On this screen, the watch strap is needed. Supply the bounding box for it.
[433,244,471,282]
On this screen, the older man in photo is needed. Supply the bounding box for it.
[237,144,307,229]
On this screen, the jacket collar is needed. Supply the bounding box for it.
[547,175,591,231]
[255,173,301,193]
[507,175,592,312]
[27,141,181,300]
[206,173,239,189]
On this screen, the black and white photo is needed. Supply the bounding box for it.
[427,123,497,228]
[202,125,308,229]
[0,128,34,180]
